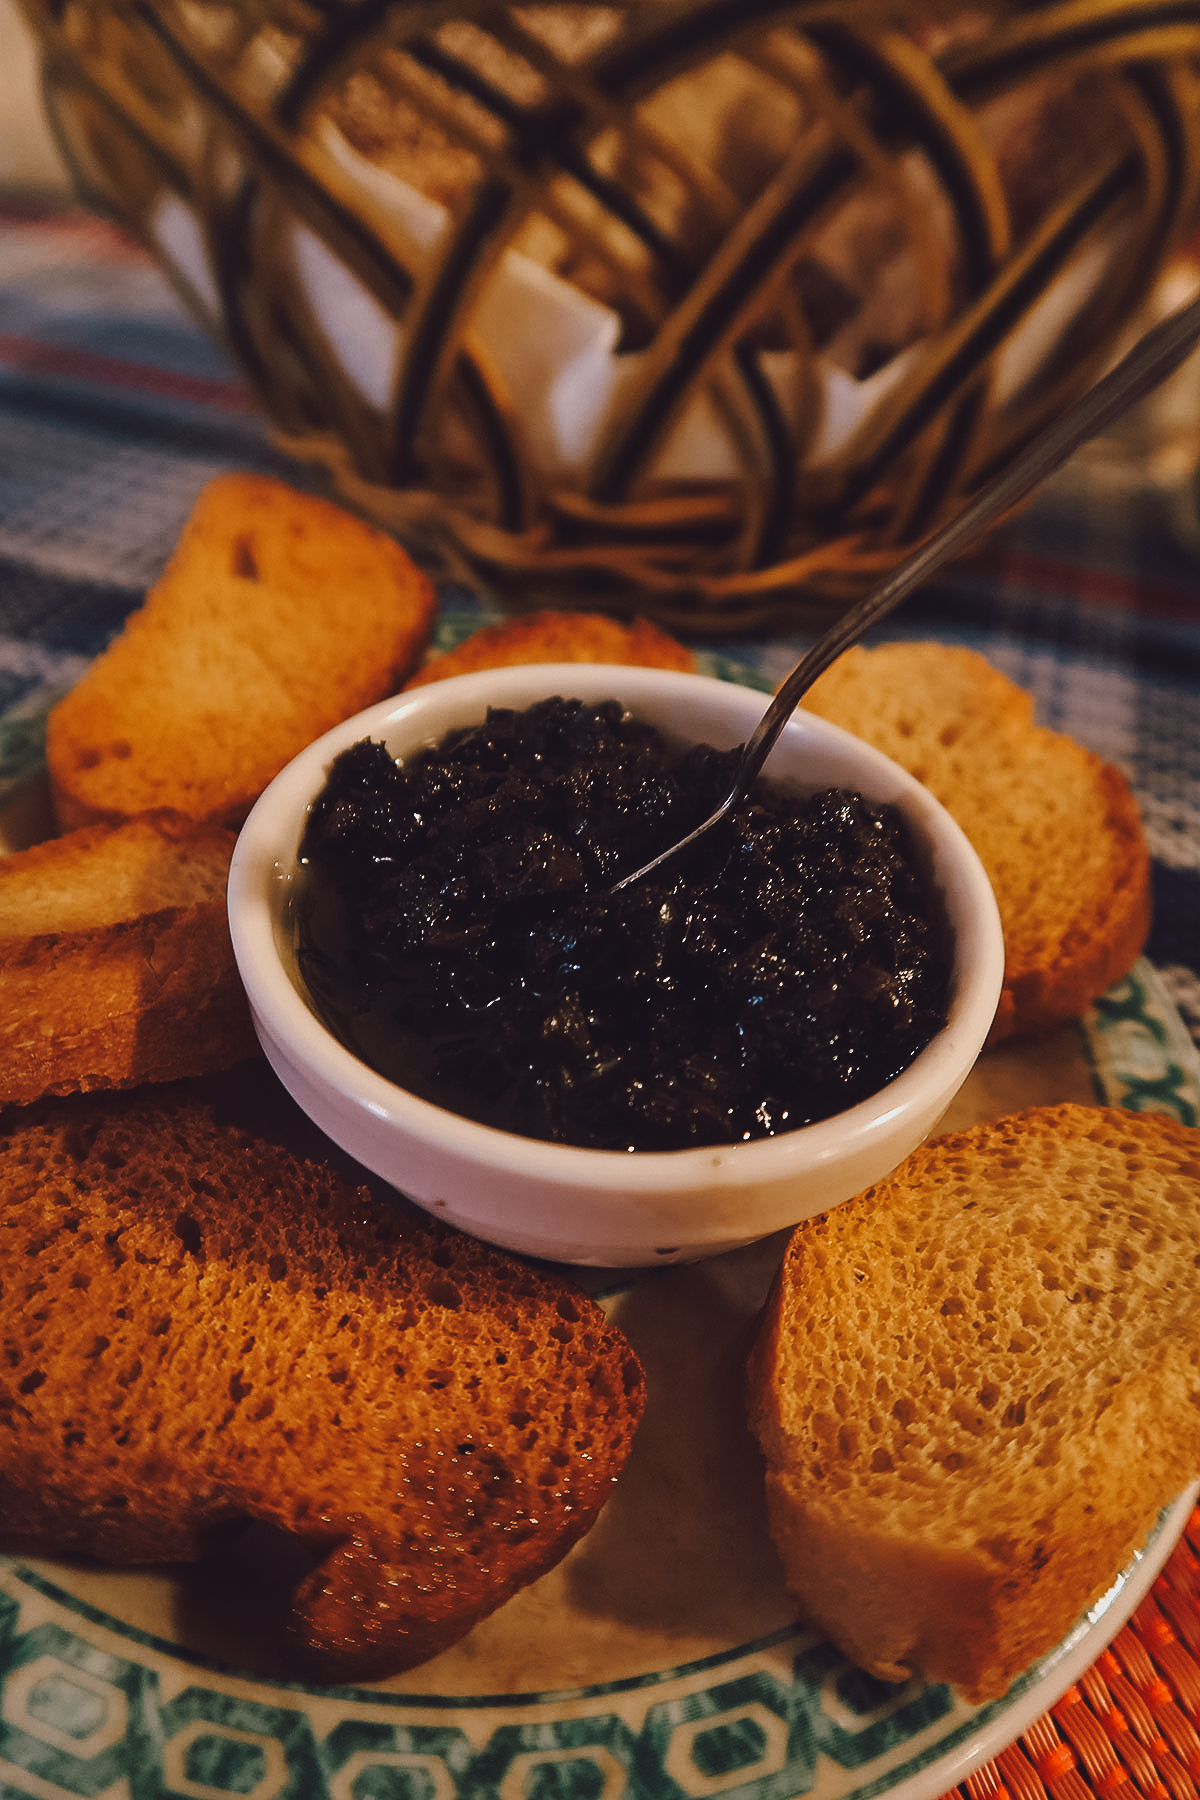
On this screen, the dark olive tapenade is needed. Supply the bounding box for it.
[297,696,951,1152]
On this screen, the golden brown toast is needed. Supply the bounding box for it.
[802,643,1150,1037]
[47,474,436,829]
[406,609,695,685]
[0,1089,645,1679]
[0,814,258,1106]
[747,1104,1200,1702]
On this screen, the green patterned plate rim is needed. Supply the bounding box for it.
[0,1486,1196,1800]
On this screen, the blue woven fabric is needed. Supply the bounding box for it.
[2,199,1197,1048]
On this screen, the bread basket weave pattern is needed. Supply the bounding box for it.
[22,0,1200,629]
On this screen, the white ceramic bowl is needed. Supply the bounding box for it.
[228,665,1004,1265]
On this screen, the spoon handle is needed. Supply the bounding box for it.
[612,285,1200,894]
[738,284,1200,791]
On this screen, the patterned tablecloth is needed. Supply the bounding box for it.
[1,197,1200,1800]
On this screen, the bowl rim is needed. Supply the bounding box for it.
[228,663,1005,1193]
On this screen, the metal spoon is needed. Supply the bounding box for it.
[612,285,1200,893]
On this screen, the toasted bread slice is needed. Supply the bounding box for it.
[47,474,436,829]
[747,1103,1200,1703]
[0,1089,645,1679]
[406,610,695,686]
[801,643,1150,1038]
[0,814,258,1106]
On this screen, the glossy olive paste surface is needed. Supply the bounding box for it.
[297,697,950,1152]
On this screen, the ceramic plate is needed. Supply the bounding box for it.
[0,959,1197,1800]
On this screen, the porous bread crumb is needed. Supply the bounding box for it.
[0,1089,644,1679]
[747,1104,1200,1702]
[47,474,436,829]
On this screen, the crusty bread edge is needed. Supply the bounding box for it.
[45,476,438,831]
[0,900,260,1107]
[802,646,1153,1041]
[758,1464,1167,1702]
[0,1087,646,1679]
[746,1105,1200,1702]
[985,757,1151,1041]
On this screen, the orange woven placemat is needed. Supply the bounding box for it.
[941,1507,1200,1800]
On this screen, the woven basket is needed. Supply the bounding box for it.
[22,0,1200,630]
